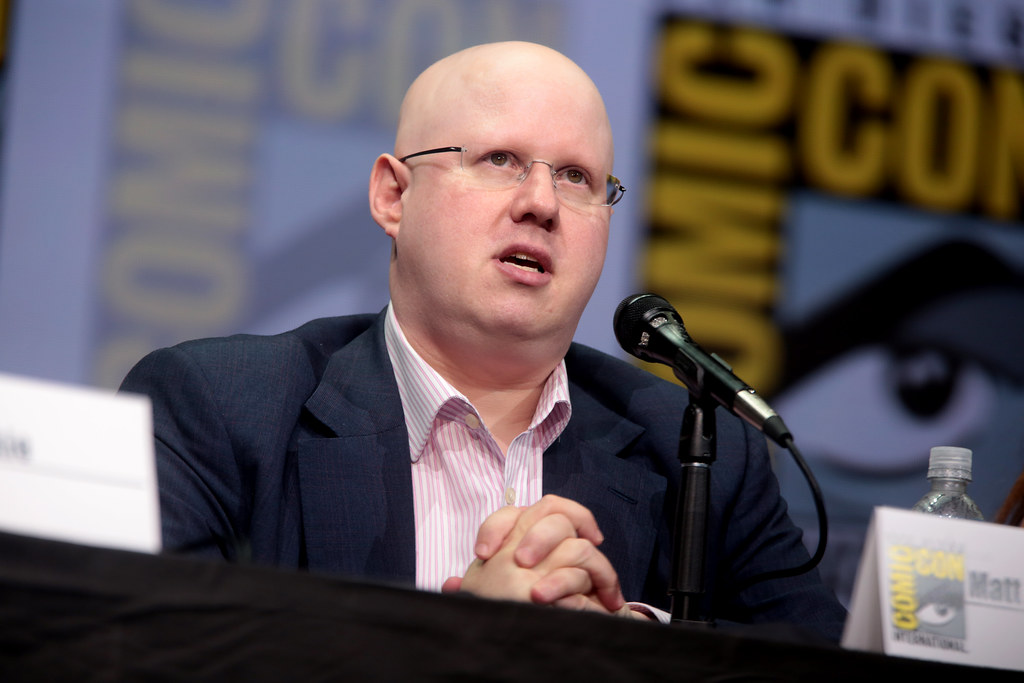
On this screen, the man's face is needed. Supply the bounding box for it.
[389,56,614,362]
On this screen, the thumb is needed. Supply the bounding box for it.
[441,576,463,593]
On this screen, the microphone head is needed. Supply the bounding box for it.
[615,294,792,444]
[613,293,687,362]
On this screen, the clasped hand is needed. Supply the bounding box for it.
[441,495,643,619]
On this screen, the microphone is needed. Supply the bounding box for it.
[614,293,792,446]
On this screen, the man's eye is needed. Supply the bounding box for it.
[563,169,587,185]
[487,152,510,167]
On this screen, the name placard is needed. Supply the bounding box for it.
[843,506,1024,671]
[0,372,160,553]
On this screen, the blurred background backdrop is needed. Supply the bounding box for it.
[2,0,1023,608]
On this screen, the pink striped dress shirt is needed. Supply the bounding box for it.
[383,304,572,591]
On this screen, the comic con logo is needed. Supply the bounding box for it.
[888,544,969,651]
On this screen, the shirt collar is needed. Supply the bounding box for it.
[383,302,572,462]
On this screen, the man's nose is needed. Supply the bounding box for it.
[511,160,560,225]
[522,160,557,189]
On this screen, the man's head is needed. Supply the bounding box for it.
[369,42,616,383]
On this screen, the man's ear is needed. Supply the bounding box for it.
[369,154,407,239]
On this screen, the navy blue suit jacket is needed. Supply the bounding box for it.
[121,311,846,639]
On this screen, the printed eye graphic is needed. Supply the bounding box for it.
[772,346,994,473]
[916,601,958,627]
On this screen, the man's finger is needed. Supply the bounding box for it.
[511,511,578,567]
[473,505,525,560]
[518,495,604,544]
[530,537,625,612]
[509,495,603,566]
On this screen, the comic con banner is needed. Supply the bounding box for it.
[647,0,1024,605]
[1,0,1023,607]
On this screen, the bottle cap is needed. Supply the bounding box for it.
[927,446,972,481]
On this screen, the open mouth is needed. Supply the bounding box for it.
[501,252,546,274]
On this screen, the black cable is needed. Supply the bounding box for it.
[733,436,828,592]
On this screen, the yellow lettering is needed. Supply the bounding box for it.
[122,52,261,104]
[132,0,271,48]
[916,549,934,577]
[649,23,793,397]
[113,104,252,231]
[890,570,916,596]
[981,70,1024,220]
[888,544,914,564]
[657,122,791,181]
[890,591,918,612]
[103,233,245,328]
[94,0,264,388]
[889,555,919,631]
[659,24,796,125]
[896,59,980,212]
[800,43,890,196]
[646,174,781,307]
[682,304,783,392]
[946,553,965,582]
[645,173,782,390]
[892,611,919,630]
[280,0,369,120]
[913,549,966,581]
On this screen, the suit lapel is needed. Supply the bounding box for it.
[294,314,416,584]
[544,384,667,600]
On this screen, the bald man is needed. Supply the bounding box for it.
[121,42,846,638]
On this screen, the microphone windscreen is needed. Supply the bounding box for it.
[613,293,676,351]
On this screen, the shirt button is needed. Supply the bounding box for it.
[464,413,481,429]
[504,487,516,505]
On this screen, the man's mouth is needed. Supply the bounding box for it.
[501,252,546,274]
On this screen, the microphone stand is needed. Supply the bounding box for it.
[670,391,717,625]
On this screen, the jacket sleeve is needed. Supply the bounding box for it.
[120,345,250,561]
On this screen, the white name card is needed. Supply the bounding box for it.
[843,506,1024,672]
[0,372,160,553]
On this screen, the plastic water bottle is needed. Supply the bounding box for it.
[911,446,984,520]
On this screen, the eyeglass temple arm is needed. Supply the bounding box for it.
[397,146,464,163]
